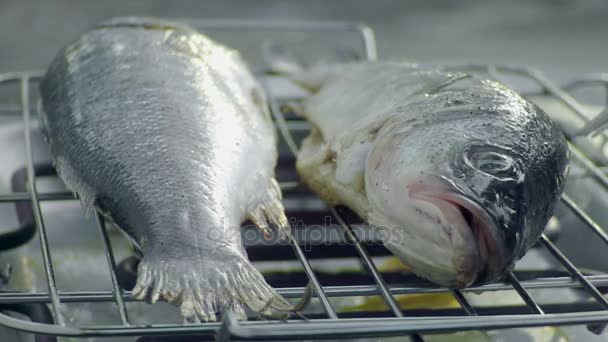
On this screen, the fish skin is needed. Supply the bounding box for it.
[39,17,291,321]
[278,61,569,288]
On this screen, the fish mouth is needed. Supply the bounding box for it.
[409,177,509,287]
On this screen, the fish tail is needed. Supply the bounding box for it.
[262,41,303,75]
[248,178,291,239]
[132,252,293,322]
[262,41,358,91]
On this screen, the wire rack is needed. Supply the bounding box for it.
[0,19,607,341]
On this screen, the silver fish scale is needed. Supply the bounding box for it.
[39,18,291,322]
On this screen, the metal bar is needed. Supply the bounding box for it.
[1,272,608,304]
[561,193,608,245]
[567,142,608,189]
[0,71,43,84]
[569,165,608,178]
[214,312,608,340]
[0,191,75,202]
[20,75,65,325]
[259,77,337,319]
[449,290,477,316]
[279,181,299,190]
[507,272,544,315]
[94,213,130,325]
[9,310,608,339]
[184,19,378,33]
[357,24,377,61]
[540,235,608,333]
[529,68,598,122]
[563,73,608,106]
[329,207,404,318]
[562,76,608,93]
[259,78,299,155]
[192,19,379,62]
[526,67,608,137]
[288,235,338,319]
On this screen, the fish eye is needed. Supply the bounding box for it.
[464,146,517,179]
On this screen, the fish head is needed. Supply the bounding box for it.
[364,90,569,288]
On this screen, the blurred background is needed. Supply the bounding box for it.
[1,0,607,75]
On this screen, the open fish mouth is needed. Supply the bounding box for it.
[409,177,510,287]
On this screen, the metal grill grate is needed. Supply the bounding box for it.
[0,19,606,341]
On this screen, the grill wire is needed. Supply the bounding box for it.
[0,20,606,341]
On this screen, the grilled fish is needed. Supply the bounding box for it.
[274,60,569,287]
[39,17,292,321]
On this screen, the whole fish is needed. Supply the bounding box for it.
[274,60,569,287]
[39,17,292,321]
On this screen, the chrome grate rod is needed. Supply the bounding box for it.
[20,75,65,326]
[94,213,130,325]
[259,77,338,319]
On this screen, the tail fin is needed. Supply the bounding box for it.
[576,107,608,137]
[262,41,305,79]
[262,41,358,91]
[132,253,293,322]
